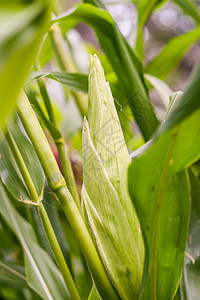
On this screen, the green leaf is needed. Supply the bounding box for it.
[161,63,200,133]
[88,286,101,300]
[39,34,54,67]
[0,260,26,289]
[28,95,63,144]
[0,180,70,300]
[53,3,159,140]
[145,26,200,79]
[179,169,200,300]
[0,0,50,131]
[135,0,163,59]
[0,137,30,202]
[28,71,88,93]
[0,120,44,201]
[145,74,173,110]
[82,56,144,300]
[128,84,200,299]
[173,0,200,24]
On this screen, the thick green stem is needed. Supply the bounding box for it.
[57,141,81,211]
[34,62,81,211]
[17,92,119,300]
[35,61,56,124]
[49,24,88,117]
[5,126,80,300]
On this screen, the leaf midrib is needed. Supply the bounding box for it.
[150,127,180,299]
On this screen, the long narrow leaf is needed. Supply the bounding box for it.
[0,260,26,289]
[179,169,200,300]
[28,71,88,93]
[129,72,200,299]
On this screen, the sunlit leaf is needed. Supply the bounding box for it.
[0,0,50,131]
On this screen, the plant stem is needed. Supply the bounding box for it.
[56,141,81,211]
[49,24,88,117]
[38,203,81,300]
[5,129,39,202]
[17,92,120,300]
[35,61,56,124]
[34,61,81,211]
[5,127,80,300]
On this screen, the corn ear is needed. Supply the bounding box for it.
[82,56,145,299]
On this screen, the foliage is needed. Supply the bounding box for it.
[0,0,200,300]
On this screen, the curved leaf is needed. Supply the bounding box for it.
[145,26,200,79]
[0,0,50,131]
[28,71,88,93]
[161,63,200,133]
[53,3,159,140]
[173,0,200,24]
[145,74,173,109]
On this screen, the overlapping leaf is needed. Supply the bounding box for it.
[0,260,26,289]
[53,2,158,140]
[128,65,200,299]
[0,180,69,300]
[0,120,44,202]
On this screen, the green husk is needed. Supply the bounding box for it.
[82,55,144,299]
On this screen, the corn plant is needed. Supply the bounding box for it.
[0,0,200,300]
